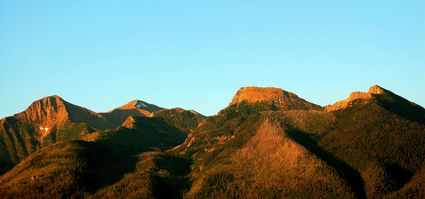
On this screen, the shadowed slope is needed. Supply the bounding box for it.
[0,117,38,173]
[0,96,108,173]
[153,108,205,132]
[94,116,187,154]
[185,115,354,198]
[92,152,192,199]
[0,116,189,198]
[326,85,425,124]
[286,128,366,198]
[0,141,96,198]
[320,95,425,197]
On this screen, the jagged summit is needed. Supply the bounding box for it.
[229,86,321,111]
[17,95,73,126]
[28,95,67,109]
[39,95,63,101]
[368,85,387,95]
[11,95,108,142]
[325,85,392,111]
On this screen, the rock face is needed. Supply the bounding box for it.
[16,96,108,133]
[9,96,108,142]
[324,85,389,112]
[16,96,71,129]
[230,87,321,111]
[0,96,109,172]
[368,85,386,95]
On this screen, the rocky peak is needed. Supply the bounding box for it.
[12,95,71,142]
[229,86,321,111]
[100,100,162,129]
[118,99,162,112]
[17,95,70,126]
[325,85,389,112]
[368,85,387,95]
[13,95,109,141]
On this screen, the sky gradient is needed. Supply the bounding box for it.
[1,0,424,117]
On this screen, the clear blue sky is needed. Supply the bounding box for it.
[0,1,424,117]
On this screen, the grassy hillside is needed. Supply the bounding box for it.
[0,116,189,198]
[0,118,97,174]
[92,152,192,199]
[0,141,94,198]
[179,98,425,198]
[185,115,354,198]
[318,102,425,197]
[95,117,186,154]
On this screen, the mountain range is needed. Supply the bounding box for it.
[0,85,424,198]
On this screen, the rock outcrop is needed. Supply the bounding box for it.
[121,116,137,129]
[230,86,321,111]
[16,96,71,129]
[325,85,388,112]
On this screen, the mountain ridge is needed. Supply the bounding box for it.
[324,85,388,112]
[100,99,163,128]
[0,84,424,198]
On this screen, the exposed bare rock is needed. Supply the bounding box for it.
[230,86,321,111]
[13,96,107,141]
[16,95,70,129]
[325,85,388,112]
[121,116,137,129]
[368,85,386,95]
